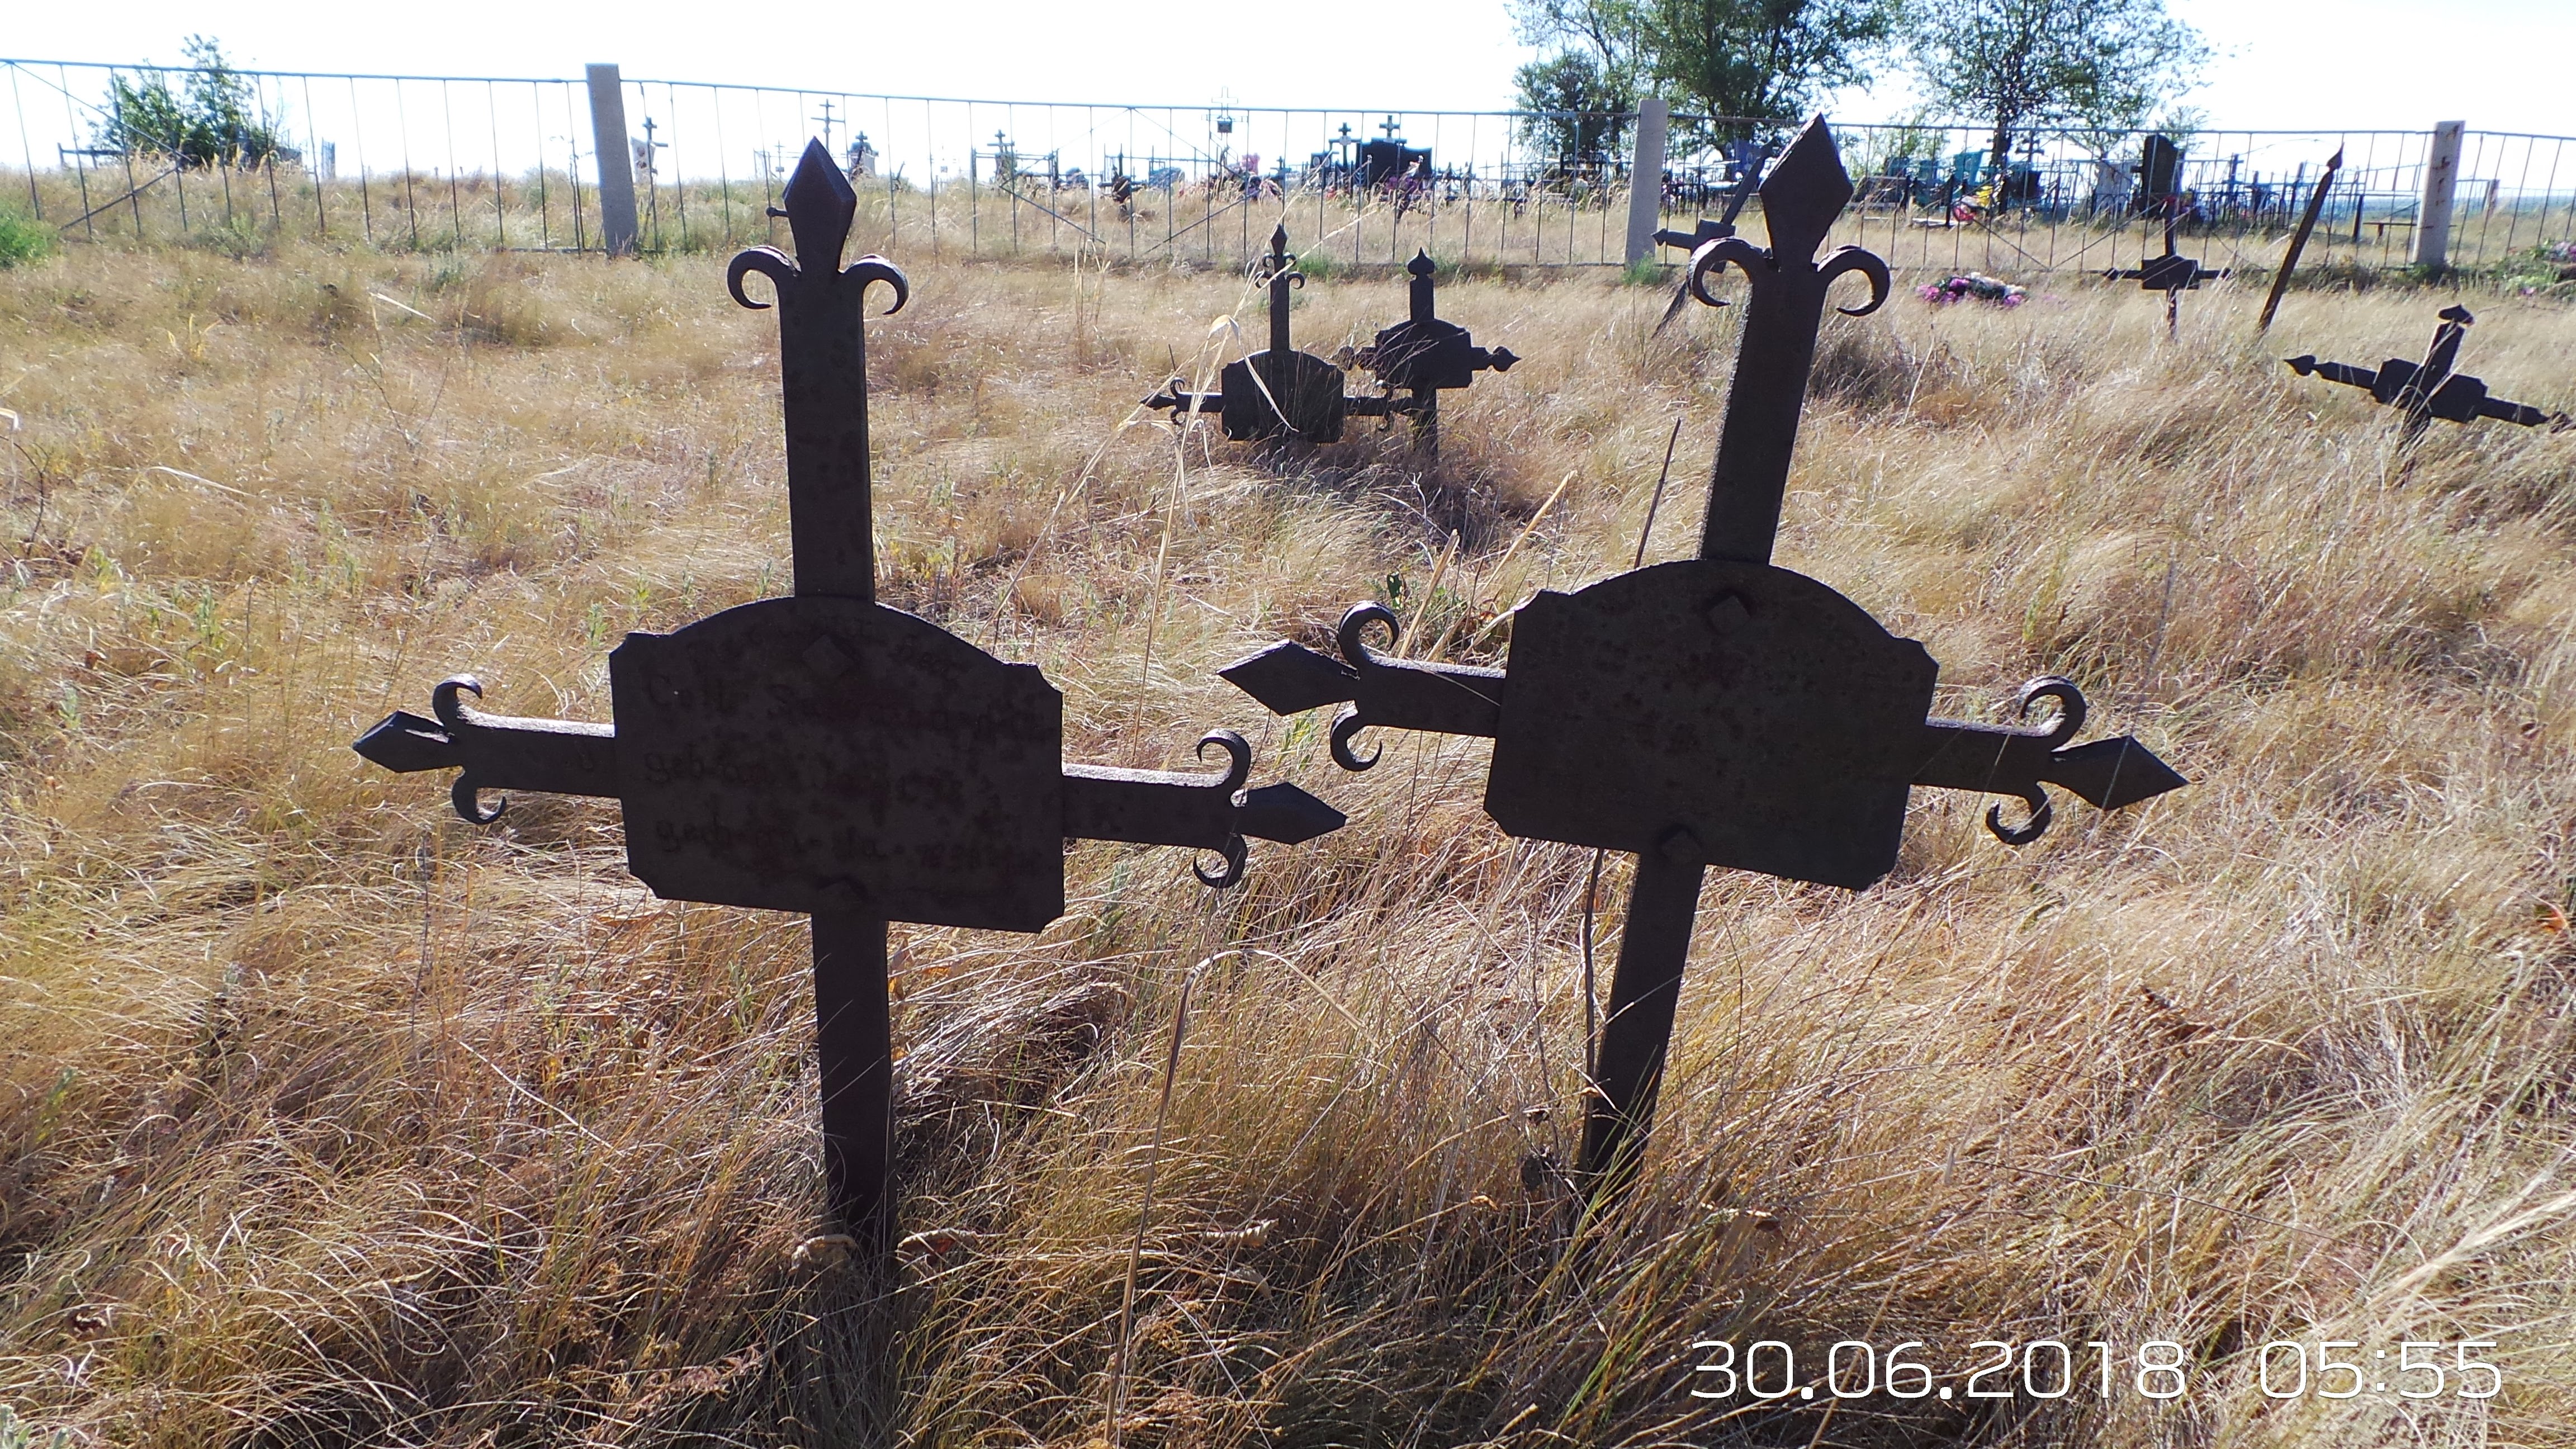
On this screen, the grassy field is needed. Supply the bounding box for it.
[1,233,2573,1447]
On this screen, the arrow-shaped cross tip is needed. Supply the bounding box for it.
[1235,782,1347,845]
[1219,640,1361,717]
[352,710,458,774]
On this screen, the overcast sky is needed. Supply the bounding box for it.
[5,0,2569,135]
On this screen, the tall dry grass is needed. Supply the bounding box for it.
[1,235,2572,1447]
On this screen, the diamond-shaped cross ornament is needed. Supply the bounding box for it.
[1221,119,2188,1193]
[353,141,1345,1269]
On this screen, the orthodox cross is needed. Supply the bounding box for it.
[2107,205,2227,336]
[1144,227,1515,458]
[2287,304,2566,446]
[352,140,1345,1271]
[1218,119,2188,1192]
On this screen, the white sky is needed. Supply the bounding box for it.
[4,0,2569,135]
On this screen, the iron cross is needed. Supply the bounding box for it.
[353,140,1344,1269]
[2108,205,2227,335]
[2287,304,2566,445]
[1220,118,2188,1192]
[1145,228,1515,457]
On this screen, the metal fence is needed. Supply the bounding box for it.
[7,57,2574,281]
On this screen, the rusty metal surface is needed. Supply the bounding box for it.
[2287,305,2565,441]
[1684,121,1892,564]
[1485,560,1936,889]
[609,596,1066,930]
[728,141,908,600]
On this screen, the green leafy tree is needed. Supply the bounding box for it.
[102,36,291,169]
[1513,0,1895,145]
[1902,0,2207,183]
[1513,50,1634,177]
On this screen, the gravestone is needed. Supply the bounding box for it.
[353,140,1346,1273]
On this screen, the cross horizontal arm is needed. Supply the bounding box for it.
[1904,678,2187,844]
[1063,731,1346,888]
[352,676,616,824]
[1220,604,1503,770]
[2285,355,2378,390]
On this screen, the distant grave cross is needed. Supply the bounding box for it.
[1220,119,2188,1190]
[353,140,1343,1271]
[2287,304,2566,446]
[2107,206,2226,336]
[1144,226,1515,457]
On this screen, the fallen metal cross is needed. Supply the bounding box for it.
[1144,226,1515,457]
[353,140,1344,1270]
[2107,205,2228,336]
[2286,304,2566,446]
[1219,118,2188,1193]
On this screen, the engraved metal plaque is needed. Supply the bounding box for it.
[1484,558,1938,889]
[610,595,1064,930]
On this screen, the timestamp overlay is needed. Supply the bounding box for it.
[1679,1335,2509,1413]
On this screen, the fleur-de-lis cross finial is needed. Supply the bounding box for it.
[724,138,908,600]
[1684,116,1891,565]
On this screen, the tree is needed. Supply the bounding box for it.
[1513,50,1633,177]
[1513,0,1896,145]
[102,36,291,169]
[1902,0,2206,183]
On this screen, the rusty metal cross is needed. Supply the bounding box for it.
[1145,226,1514,457]
[2108,206,2227,336]
[2288,304,2565,446]
[1220,119,2188,1192]
[353,140,1344,1269]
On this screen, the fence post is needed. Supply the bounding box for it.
[1623,98,1668,267]
[2414,119,2464,271]
[586,63,640,256]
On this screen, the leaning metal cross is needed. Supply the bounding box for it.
[1220,119,2188,1190]
[2287,304,2565,446]
[353,140,1343,1266]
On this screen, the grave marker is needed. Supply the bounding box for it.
[1144,226,1514,458]
[353,141,1346,1271]
[2108,205,2227,337]
[2288,304,2566,444]
[1218,119,2189,1192]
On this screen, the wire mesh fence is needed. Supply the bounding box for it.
[7,57,2574,283]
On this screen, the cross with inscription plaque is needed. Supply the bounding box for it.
[352,141,1346,1271]
[2106,204,2227,337]
[1143,226,1514,457]
[1218,119,2189,1194]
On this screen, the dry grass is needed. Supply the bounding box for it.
[2,236,2573,1448]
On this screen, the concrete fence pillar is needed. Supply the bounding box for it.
[1623,97,1669,267]
[586,63,641,256]
[2414,119,2464,270]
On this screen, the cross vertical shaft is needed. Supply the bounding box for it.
[730,139,912,1251]
[1585,116,1888,1187]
